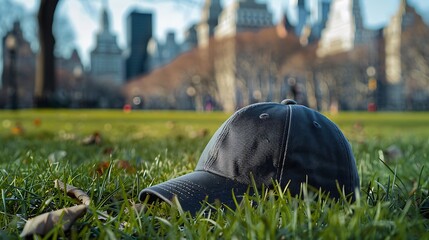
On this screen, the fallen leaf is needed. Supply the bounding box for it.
[116,160,136,173]
[383,145,403,162]
[97,210,110,221]
[20,204,87,237]
[33,118,42,127]
[54,180,91,206]
[11,122,24,135]
[95,160,136,175]
[102,147,115,155]
[199,128,210,138]
[48,151,67,164]
[130,203,145,214]
[81,131,102,145]
[166,121,176,129]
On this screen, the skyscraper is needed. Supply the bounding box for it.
[1,21,36,108]
[183,24,198,52]
[214,0,273,112]
[296,0,308,36]
[383,0,418,110]
[125,11,152,80]
[316,0,367,57]
[311,0,331,40]
[90,4,123,85]
[320,0,331,26]
[197,0,223,48]
[147,31,181,71]
[215,0,273,38]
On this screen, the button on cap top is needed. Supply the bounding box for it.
[281,99,297,105]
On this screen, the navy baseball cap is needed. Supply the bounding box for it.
[139,100,360,213]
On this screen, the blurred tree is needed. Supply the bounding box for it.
[0,0,73,59]
[35,0,59,108]
[34,0,200,108]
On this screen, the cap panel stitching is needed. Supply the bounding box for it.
[156,184,185,199]
[276,105,290,179]
[278,105,293,183]
[333,124,354,192]
[160,181,194,199]
[179,179,209,192]
[204,102,272,170]
[203,115,234,170]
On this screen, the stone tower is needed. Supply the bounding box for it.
[90,1,124,85]
[316,0,366,57]
[197,0,223,48]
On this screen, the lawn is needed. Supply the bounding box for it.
[0,109,428,239]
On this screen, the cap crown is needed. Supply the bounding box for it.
[196,102,359,198]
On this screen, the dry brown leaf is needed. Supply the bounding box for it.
[33,118,42,127]
[54,180,91,206]
[102,147,115,155]
[95,160,136,175]
[116,160,136,173]
[95,161,111,175]
[124,202,145,215]
[11,122,24,135]
[20,204,87,237]
[81,131,102,145]
[383,144,404,162]
[132,203,145,213]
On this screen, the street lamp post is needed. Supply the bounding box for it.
[6,34,18,110]
[73,66,83,108]
[366,66,377,112]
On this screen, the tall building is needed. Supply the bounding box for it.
[164,32,181,62]
[1,21,36,108]
[316,0,367,57]
[125,11,152,80]
[320,0,331,26]
[56,49,85,107]
[311,0,332,40]
[90,4,124,85]
[279,0,331,43]
[197,0,223,48]
[214,0,273,111]
[147,32,181,71]
[279,8,295,35]
[383,0,418,110]
[296,0,308,36]
[182,24,198,52]
[215,0,273,38]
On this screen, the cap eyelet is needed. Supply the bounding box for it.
[313,121,322,129]
[259,113,269,119]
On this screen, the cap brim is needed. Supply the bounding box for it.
[139,171,250,214]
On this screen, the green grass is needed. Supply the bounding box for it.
[0,110,428,239]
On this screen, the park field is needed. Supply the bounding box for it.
[0,109,428,239]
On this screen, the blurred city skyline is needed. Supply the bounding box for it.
[11,0,429,67]
[2,0,429,111]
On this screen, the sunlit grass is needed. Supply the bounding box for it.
[0,109,228,141]
[0,109,428,238]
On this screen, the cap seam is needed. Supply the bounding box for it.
[204,102,273,170]
[204,114,234,170]
[333,124,353,192]
[278,105,292,183]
